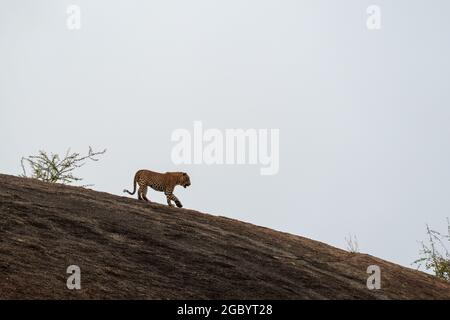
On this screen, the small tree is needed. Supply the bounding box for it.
[413,219,450,281]
[21,146,106,186]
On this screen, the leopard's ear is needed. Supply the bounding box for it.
[182,172,187,176]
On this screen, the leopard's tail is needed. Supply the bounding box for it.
[123,173,138,195]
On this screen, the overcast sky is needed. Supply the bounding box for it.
[1,0,450,270]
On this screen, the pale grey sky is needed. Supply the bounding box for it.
[1,0,450,270]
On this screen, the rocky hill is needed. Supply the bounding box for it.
[0,174,449,299]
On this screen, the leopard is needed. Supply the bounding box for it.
[123,169,191,208]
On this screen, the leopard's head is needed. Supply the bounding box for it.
[180,172,191,188]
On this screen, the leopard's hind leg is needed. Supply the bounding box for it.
[139,186,150,202]
[138,185,149,201]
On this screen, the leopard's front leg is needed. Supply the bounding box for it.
[165,188,182,208]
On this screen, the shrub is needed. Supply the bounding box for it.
[414,219,450,281]
[21,146,106,186]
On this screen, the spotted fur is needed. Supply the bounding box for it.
[123,170,191,208]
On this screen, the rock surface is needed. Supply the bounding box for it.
[1,174,449,299]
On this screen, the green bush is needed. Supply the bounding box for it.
[414,220,450,281]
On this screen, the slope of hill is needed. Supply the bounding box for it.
[0,173,449,299]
